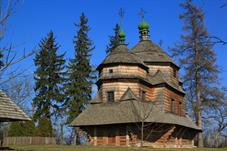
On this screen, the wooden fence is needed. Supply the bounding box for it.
[3,137,56,145]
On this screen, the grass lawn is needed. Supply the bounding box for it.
[7,145,227,151]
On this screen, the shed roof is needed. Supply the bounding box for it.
[0,90,30,122]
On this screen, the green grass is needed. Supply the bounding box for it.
[7,145,227,151]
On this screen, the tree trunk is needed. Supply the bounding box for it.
[196,70,203,148]
[60,123,64,144]
[194,29,203,148]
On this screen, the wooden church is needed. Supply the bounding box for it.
[71,18,200,148]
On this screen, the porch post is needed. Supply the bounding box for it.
[126,125,130,146]
[116,126,120,146]
[94,126,97,146]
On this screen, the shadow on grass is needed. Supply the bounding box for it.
[0,147,34,151]
[0,147,14,150]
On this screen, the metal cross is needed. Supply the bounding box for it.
[139,8,146,19]
[119,8,125,28]
[118,8,125,19]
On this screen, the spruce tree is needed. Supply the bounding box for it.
[106,24,120,54]
[65,13,95,123]
[171,0,222,147]
[33,31,66,136]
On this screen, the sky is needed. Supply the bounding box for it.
[3,0,227,90]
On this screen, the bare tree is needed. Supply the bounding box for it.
[1,76,33,114]
[220,0,227,8]
[208,36,227,46]
[0,0,35,85]
[132,100,153,146]
[170,0,226,147]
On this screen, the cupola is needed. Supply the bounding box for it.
[138,18,150,41]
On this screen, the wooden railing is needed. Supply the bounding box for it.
[3,137,56,145]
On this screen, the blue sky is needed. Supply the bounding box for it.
[3,0,227,88]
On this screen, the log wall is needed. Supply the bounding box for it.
[162,87,186,116]
[127,124,195,148]
[100,81,153,102]
[85,124,195,148]
[101,65,147,78]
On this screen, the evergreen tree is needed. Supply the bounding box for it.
[65,13,95,123]
[106,24,120,54]
[171,0,223,147]
[8,121,36,136]
[33,31,66,136]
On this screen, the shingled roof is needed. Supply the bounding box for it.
[0,90,30,122]
[148,70,185,94]
[97,45,148,71]
[96,71,185,94]
[131,40,179,68]
[71,98,200,130]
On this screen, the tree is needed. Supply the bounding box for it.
[33,31,66,136]
[106,24,120,54]
[2,76,33,114]
[130,100,154,147]
[65,13,95,124]
[171,0,224,147]
[35,117,53,137]
[0,0,35,85]
[8,120,36,137]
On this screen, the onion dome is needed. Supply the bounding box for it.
[138,18,150,41]
[119,29,126,45]
[138,18,150,30]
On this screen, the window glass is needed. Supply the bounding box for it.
[109,69,113,73]
[107,91,114,102]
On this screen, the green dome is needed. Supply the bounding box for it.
[138,19,149,30]
[119,30,126,38]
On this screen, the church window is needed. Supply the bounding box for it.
[170,99,175,113]
[109,69,113,73]
[142,91,146,101]
[140,89,146,101]
[178,101,182,116]
[173,69,177,78]
[107,91,114,102]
